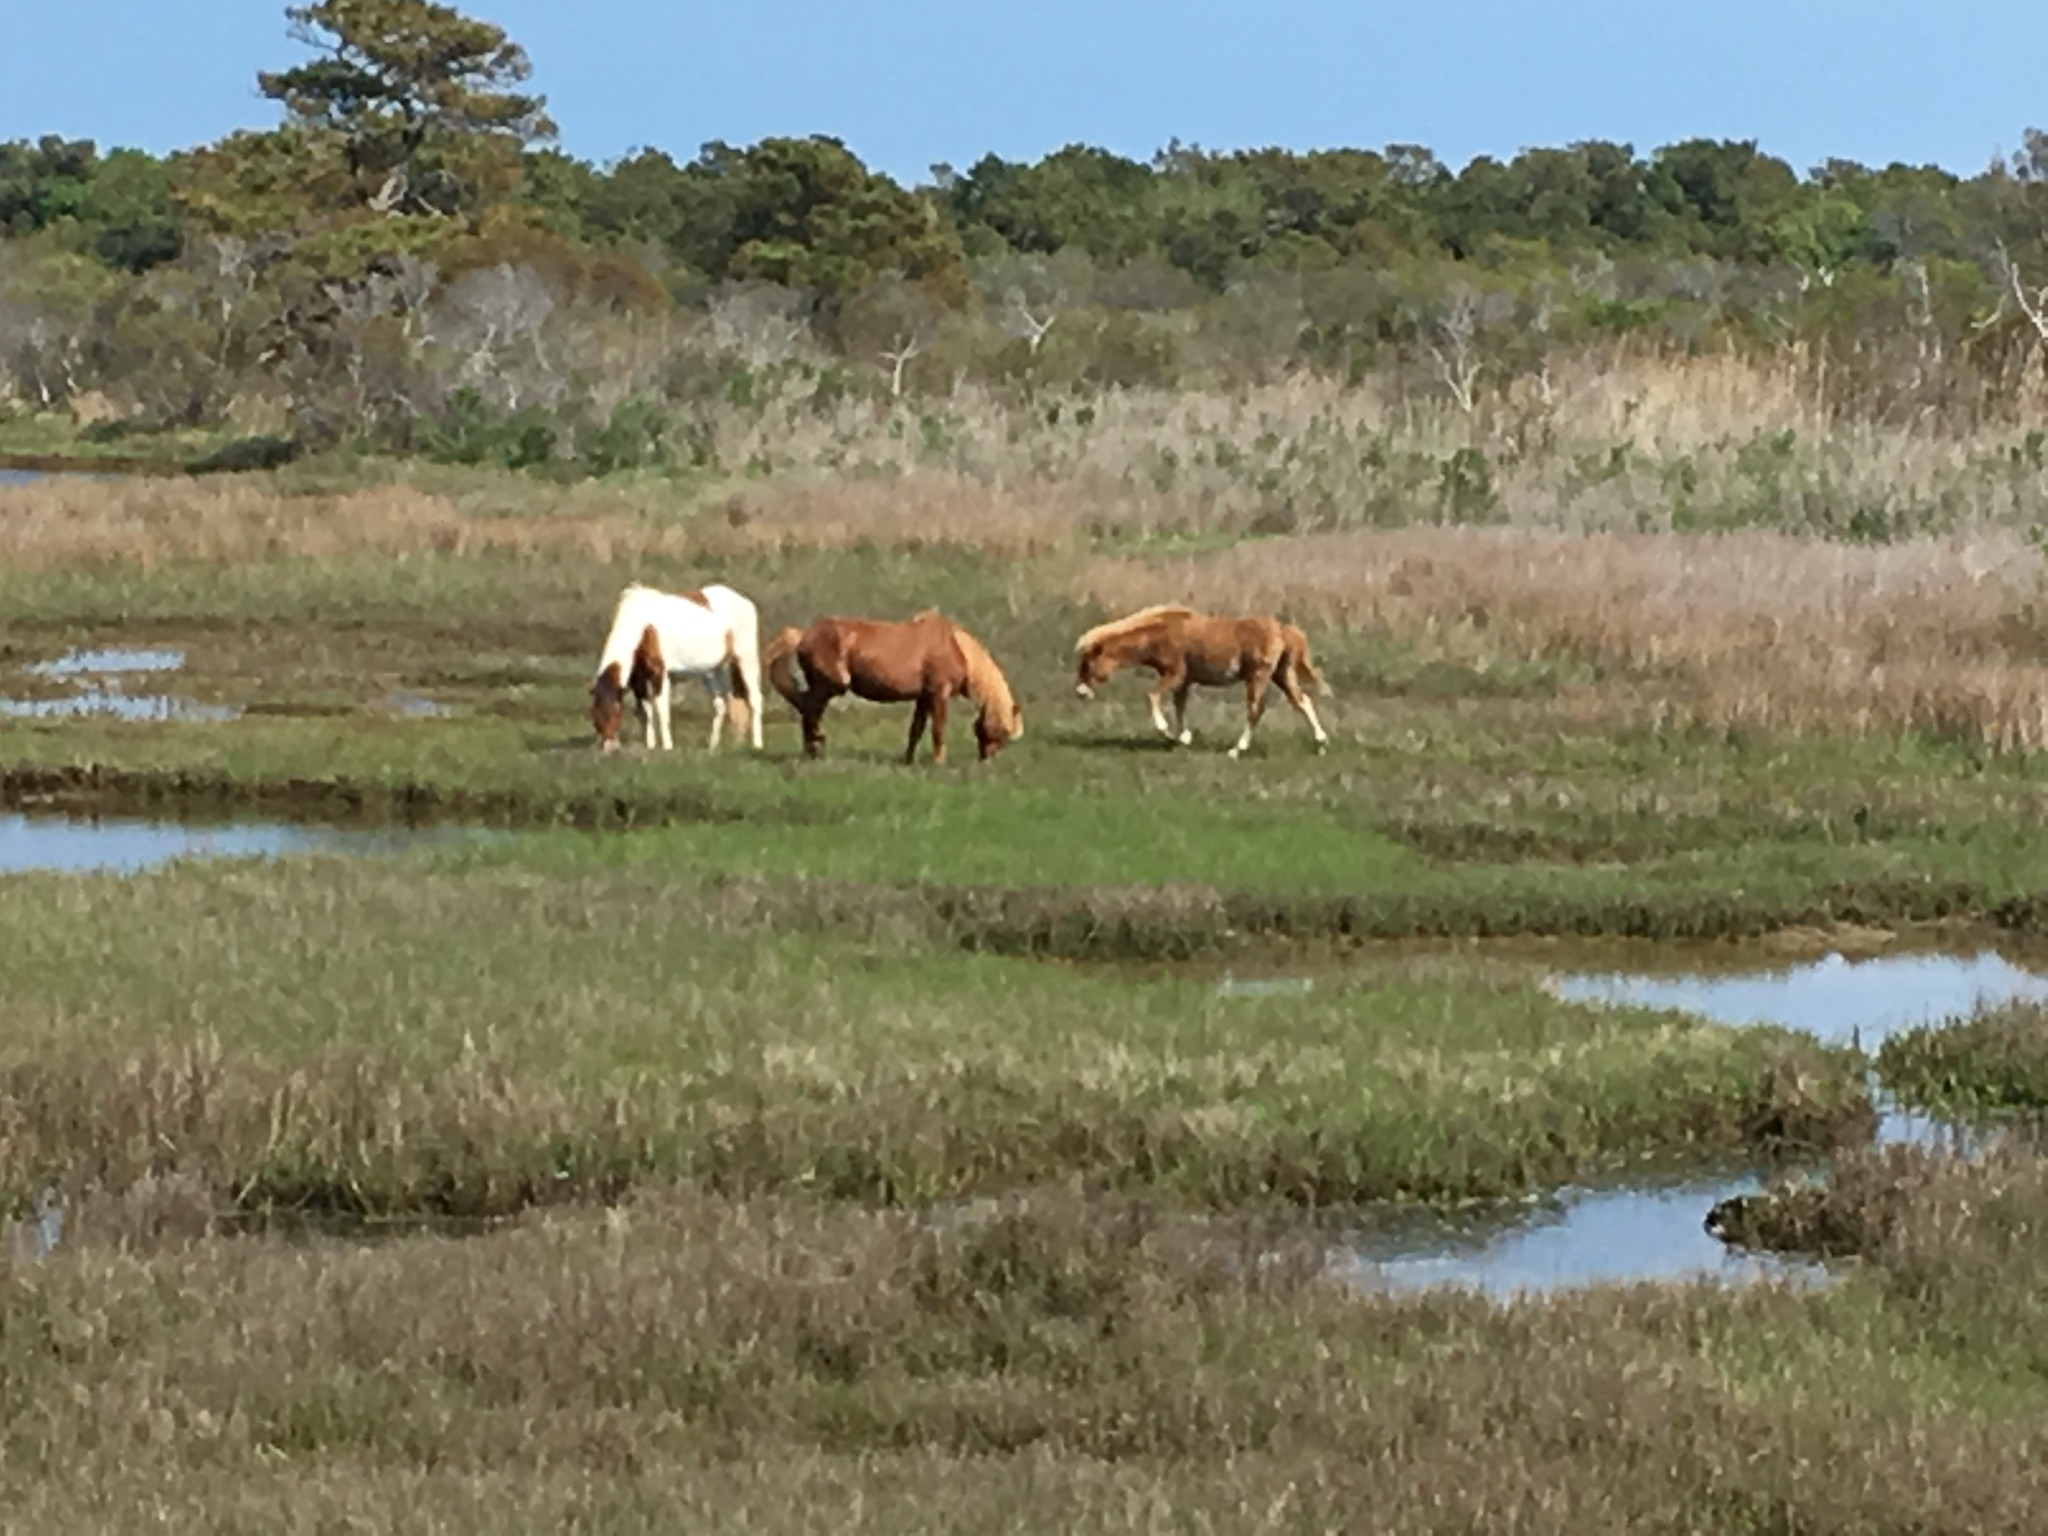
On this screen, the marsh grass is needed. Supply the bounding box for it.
[10,380,2048,1529]
[1089,525,2048,751]
[0,857,1872,1214]
[1876,1001,2048,1119]
[10,692,2048,946]
[6,1172,2048,1532]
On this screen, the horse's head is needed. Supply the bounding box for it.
[1074,641,1115,699]
[589,663,627,751]
[974,700,1024,760]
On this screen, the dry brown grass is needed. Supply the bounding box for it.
[694,348,2048,539]
[0,468,1099,570]
[1088,526,2048,751]
[5,1178,2048,1532]
[0,475,699,570]
[713,473,1086,558]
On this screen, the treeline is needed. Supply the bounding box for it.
[3,0,2047,469]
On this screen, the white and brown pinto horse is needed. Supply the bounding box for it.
[590,582,765,752]
[1073,604,1331,757]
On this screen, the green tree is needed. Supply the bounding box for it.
[1650,138,1799,259]
[77,149,183,271]
[690,137,965,305]
[943,145,1159,266]
[257,0,556,215]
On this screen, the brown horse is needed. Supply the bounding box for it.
[765,610,1024,764]
[1073,604,1331,757]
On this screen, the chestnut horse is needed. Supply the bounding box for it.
[590,582,764,752]
[764,611,1024,764]
[1073,604,1331,757]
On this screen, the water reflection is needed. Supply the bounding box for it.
[27,647,186,677]
[6,645,241,722]
[1336,1175,1826,1298]
[1550,949,2048,1047]
[0,693,240,722]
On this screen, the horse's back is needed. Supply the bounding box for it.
[805,613,967,701]
[699,582,758,619]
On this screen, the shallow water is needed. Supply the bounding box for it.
[1337,1174,1827,1297]
[384,690,452,718]
[0,811,471,876]
[27,647,186,677]
[1550,949,2048,1048]
[5,645,243,723]
[0,692,241,722]
[1334,945,2048,1298]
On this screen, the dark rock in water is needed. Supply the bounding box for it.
[1704,1178,1875,1259]
[1704,1192,1757,1244]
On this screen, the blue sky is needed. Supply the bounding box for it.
[7,0,2038,185]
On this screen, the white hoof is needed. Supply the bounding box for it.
[1227,746,1243,760]
[1177,731,1193,747]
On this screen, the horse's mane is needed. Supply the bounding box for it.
[927,615,1022,739]
[1073,605,1198,654]
[597,585,656,674]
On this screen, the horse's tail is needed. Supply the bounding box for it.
[764,625,807,708]
[723,593,766,747]
[1286,625,1332,697]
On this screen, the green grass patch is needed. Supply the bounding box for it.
[0,855,1869,1214]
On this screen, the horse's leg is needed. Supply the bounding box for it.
[706,684,729,752]
[930,690,950,766]
[801,692,828,758]
[1171,680,1195,746]
[1229,669,1273,759]
[637,690,657,751]
[1276,665,1330,753]
[1148,667,1188,745]
[655,681,675,751]
[904,695,934,765]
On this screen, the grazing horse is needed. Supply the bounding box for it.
[1073,604,1331,758]
[764,611,1024,764]
[590,582,765,752]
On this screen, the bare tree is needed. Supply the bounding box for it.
[705,280,812,368]
[0,252,102,408]
[878,330,929,398]
[1991,242,2048,347]
[1411,284,1512,413]
[376,252,441,346]
[972,249,1088,358]
[431,262,561,408]
[0,309,87,406]
[839,274,943,398]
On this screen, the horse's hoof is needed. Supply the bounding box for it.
[1227,747,1243,760]
[1177,732,1193,747]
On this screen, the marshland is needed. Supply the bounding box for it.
[7,6,2048,1528]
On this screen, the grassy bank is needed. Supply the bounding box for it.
[6,501,2048,944]
[0,856,1869,1215]
[1876,1001,2048,1120]
[5,1169,2048,1533]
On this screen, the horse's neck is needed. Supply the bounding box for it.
[599,593,663,673]
[1111,632,1158,667]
